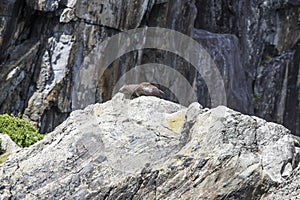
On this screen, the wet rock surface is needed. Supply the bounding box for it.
[0,94,299,199]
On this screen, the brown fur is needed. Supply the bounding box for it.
[119,82,164,99]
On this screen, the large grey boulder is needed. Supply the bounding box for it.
[0,94,299,199]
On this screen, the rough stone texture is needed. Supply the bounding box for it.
[262,136,300,200]
[195,0,300,77]
[0,133,21,153]
[263,162,300,199]
[255,41,300,136]
[0,0,299,136]
[193,29,253,114]
[195,0,300,135]
[75,0,155,31]
[0,0,21,60]
[26,0,60,11]
[0,95,299,199]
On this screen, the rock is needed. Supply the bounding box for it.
[0,40,40,116]
[0,133,21,164]
[262,136,300,199]
[0,0,299,136]
[0,95,298,199]
[165,0,196,36]
[254,42,300,135]
[0,0,23,61]
[288,0,300,6]
[26,0,60,11]
[75,0,155,30]
[195,0,300,78]
[0,133,20,153]
[22,33,76,130]
[194,0,300,135]
[193,29,253,114]
[59,8,75,23]
[254,52,294,124]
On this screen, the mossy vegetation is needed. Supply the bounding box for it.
[0,114,44,148]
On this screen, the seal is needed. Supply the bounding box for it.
[119,82,164,99]
[119,83,140,98]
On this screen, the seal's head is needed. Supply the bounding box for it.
[118,84,139,98]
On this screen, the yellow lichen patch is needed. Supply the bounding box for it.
[93,109,105,117]
[93,106,107,117]
[0,152,11,164]
[167,112,185,133]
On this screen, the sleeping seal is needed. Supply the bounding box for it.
[119,82,164,99]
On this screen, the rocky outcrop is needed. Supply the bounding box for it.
[0,134,20,154]
[0,134,20,164]
[0,0,299,135]
[0,94,299,199]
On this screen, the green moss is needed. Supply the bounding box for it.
[263,55,272,61]
[0,114,44,147]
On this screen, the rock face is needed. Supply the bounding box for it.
[0,95,299,199]
[195,0,300,135]
[0,0,299,135]
[0,134,21,154]
[263,163,300,199]
[193,29,253,114]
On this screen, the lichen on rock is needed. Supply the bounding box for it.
[0,95,298,199]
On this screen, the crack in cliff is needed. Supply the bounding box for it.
[177,113,199,151]
[130,177,144,200]
[103,186,115,200]
[152,170,159,200]
[5,159,21,198]
[75,16,121,32]
[9,42,41,70]
[149,125,176,140]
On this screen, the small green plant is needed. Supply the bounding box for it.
[263,55,272,61]
[0,114,44,147]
